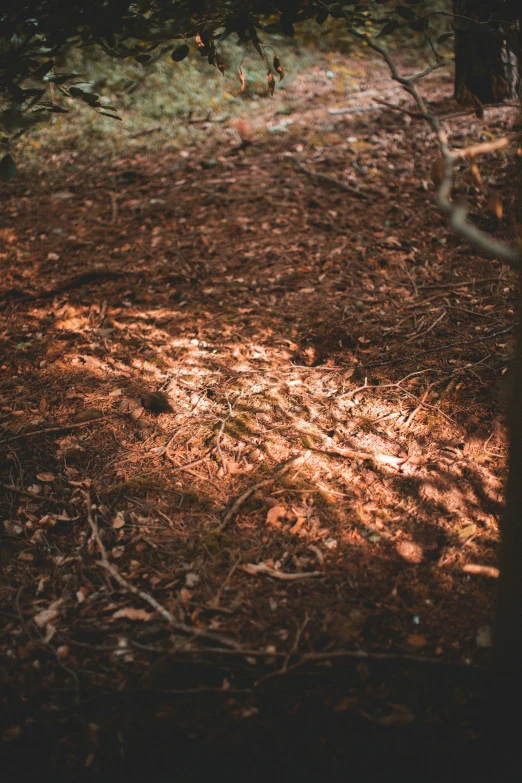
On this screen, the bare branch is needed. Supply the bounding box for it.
[314,0,522,269]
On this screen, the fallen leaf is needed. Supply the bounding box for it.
[179,587,192,610]
[396,540,423,564]
[112,511,125,529]
[407,634,428,648]
[112,607,152,621]
[266,505,287,527]
[74,408,103,423]
[33,599,64,628]
[458,524,477,540]
[36,472,54,482]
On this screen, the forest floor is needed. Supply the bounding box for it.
[1,49,521,780]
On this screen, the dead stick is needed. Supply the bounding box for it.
[285,154,369,200]
[84,493,240,649]
[219,451,311,530]
[462,564,500,578]
[0,416,114,444]
[0,481,49,502]
[165,446,217,473]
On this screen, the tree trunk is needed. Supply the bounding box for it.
[492,278,522,776]
[453,1,513,103]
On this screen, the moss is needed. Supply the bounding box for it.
[224,412,257,439]
[299,432,318,449]
[189,530,237,556]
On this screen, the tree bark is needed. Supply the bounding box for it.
[453,1,514,103]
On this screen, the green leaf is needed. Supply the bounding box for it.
[171,44,189,62]
[134,54,151,64]
[409,18,428,32]
[0,153,16,181]
[376,20,400,38]
[316,9,329,25]
[263,23,283,33]
[98,112,122,121]
[395,5,416,21]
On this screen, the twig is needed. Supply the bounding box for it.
[109,191,118,224]
[211,556,242,608]
[219,451,311,530]
[128,124,162,138]
[361,325,513,369]
[0,481,48,502]
[405,309,447,343]
[284,154,369,200]
[402,385,432,430]
[316,0,522,268]
[165,445,217,473]
[419,276,507,291]
[216,392,236,475]
[241,563,322,581]
[0,481,67,505]
[83,492,240,650]
[372,97,421,118]
[0,415,114,444]
[462,564,500,578]
[328,106,382,115]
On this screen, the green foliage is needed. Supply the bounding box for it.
[0,1,516,172]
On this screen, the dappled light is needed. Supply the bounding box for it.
[2,2,522,779]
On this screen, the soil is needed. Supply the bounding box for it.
[1,53,521,780]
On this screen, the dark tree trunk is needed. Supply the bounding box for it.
[492,281,522,776]
[453,1,514,103]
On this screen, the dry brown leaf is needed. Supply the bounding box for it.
[113,607,152,622]
[267,71,276,97]
[239,66,246,91]
[488,192,503,221]
[112,511,125,529]
[289,513,307,535]
[430,157,446,189]
[36,472,54,482]
[179,587,192,611]
[273,55,285,81]
[407,634,428,648]
[224,458,243,475]
[74,408,103,423]
[266,505,287,527]
[33,599,64,628]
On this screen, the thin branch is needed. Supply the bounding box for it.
[284,154,369,199]
[219,451,311,530]
[0,415,114,444]
[316,0,522,269]
[84,492,240,650]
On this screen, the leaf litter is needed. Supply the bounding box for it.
[0,48,517,778]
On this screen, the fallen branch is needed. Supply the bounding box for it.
[0,481,51,502]
[2,268,123,304]
[84,492,240,650]
[372,97,421,118]
[241,563,322,581]
[284,154,369,200]
[165,444,217,473]
[219,451,311,530]
[462,564,500,578]
[0,415,113,444]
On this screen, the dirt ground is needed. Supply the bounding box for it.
[1,52,521,780]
